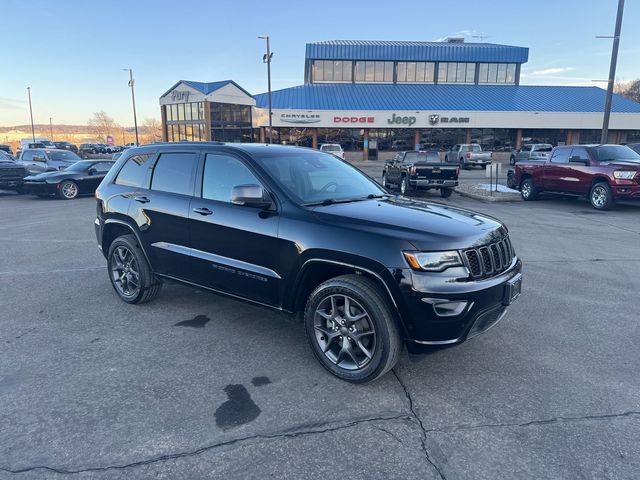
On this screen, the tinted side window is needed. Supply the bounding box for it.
[115,153,154,188]
[150,152,198,196]
[550,148,570,164]
[92,162,113,173]
[21,151,34,162]
[202,154,261,203]
[403,152,417,162]
[570,147,589,161]
[521,145,532,152]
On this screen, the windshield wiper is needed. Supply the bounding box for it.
[302,197,367,207]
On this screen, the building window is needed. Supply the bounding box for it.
[354,61,393,82]
[478,63,517,84]
[165,102,206,142]
[397,62,435,83]
[312,60,353,82]
[437,63,476,83]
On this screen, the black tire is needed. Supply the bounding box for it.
[440,187,453,198]
[382,171,390,189]
[304,274,402,383]
[506,171,517,189]
[510,156,516,165]
[107,234,162,304]
[520,177,538,201]
[444,155,449,162]
[460,158,469,170]
[589,181,615,210]
[481,164,487,169]
[58,180,79,200]
[400,175,410,195]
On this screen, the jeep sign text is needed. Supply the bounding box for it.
[387,114,416,126]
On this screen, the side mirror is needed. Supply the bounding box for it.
[32,155,43,162]
[88,168,97,176]
[230,184,271,209]
[569,156,589,165]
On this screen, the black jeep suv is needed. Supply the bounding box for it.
[95,142,522,383]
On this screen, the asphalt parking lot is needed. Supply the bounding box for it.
[1,179,639,479]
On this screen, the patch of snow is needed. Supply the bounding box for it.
[476,184,519,193]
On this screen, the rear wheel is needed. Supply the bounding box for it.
[460,158,469,170]
[510,156,516,165]
[107,234,162,304]
[590,181,615,210]
[440,187,453,198]
[481,164,487,169]
[58,180,78,200]
[444,155,449,162]
[304,274,402,383]
[382,171,390,188]
[520,177,538,201]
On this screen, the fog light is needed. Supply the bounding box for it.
[421,298,470,317]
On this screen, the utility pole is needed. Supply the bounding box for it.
[258,35,274,144]
[49,117,53,141]
[27,87,35,142]
[123,68,139,145]
[600,0,625,145]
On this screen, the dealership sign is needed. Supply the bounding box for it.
[171,90,191,102]
[280,113,321,124]
[334,116,375,124]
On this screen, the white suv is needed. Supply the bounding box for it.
[319,143,345,160]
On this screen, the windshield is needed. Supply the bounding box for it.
[592,145,640,163]
[322,145,341,152]
[49,150,81,162]
[64,161,93,172]
[534,145,553,152]
[253,149,386,205]
[406,152,441,163]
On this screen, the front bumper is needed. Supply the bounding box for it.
[389,259,522,352]
[21,181,58,195]
[410,179,458,188]
[612,183,640,200]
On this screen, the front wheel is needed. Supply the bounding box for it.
[382,171,390,188]
[400,176,410,196]
[444,155,449,162]
[590,182,615,210]
[510,156,516,165]
[58,180,78,200]
[107,234,162,304]
[304,274,402,383]
[440,187,453,198]
[520,177,538,201]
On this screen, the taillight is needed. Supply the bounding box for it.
[410,166,417,175]
[466,152,471,159]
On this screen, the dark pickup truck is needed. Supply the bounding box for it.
[0,153,28,191]
[514,144,640,210]
[382,150,459,198]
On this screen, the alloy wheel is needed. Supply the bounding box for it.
[591,186,607,208]
[521,181,531,198]
[61,182,78,199]
[110,246,140,298]
[400,178,406,195]
[313,294,376,370]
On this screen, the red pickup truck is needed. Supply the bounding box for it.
[514,144,640,210]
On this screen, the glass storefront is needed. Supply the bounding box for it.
[165,102,206,142]
[471,129,518,151]
[210,102,252,143]
[521,129,568,146]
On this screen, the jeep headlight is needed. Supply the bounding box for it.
[613,170,636,180]
[403,251,462,272]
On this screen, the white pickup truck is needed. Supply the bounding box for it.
[445,144,492,169]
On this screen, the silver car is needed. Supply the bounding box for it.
[510,143,553,165]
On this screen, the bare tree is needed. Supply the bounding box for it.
[618,79,640,103]
[142,118,162,143]
[88,111,119,142]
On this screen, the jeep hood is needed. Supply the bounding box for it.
[310,196,507,251]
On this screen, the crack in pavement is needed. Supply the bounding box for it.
[423,410,640,434]
[392,369,447,480]
[0,413,411,476]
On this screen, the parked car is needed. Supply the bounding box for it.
[514,144,640,210]
[445,144,492,169]
[319,143,345,160]
[79,143,101,157]
[382,150,459,198]
[20,138,55,150]
[0,151,28,191]
[104,145,121,154]
[122,142,139,149]
[53,141,79,154]
[94,143,522,383]
[510,143,553,165]
[22,160,114,199]
[17,148,82,175]
[0,144,14,155]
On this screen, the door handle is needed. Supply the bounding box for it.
[193,207,213,216]
[134,196,150,204]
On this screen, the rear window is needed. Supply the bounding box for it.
[114,153,155,188]
[321,145,341,152]
[150,152,198,195]
[533,145,553,152]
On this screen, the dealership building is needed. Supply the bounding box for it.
[160,39,640,156]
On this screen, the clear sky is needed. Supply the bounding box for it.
[1,0,639,127]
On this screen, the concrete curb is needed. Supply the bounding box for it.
[454,185,522,203]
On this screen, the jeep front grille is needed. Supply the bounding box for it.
[463,237,515,278]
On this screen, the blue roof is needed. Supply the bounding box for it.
[162,80,253,98]
[305,40,529,63]
[254,84,640,113]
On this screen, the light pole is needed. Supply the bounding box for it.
[123,68,139,145]
[258,35,273,144]
[27,87,35,142]
[600,0,625,144]
[49,117,53,141]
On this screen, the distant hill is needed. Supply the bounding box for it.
[0,124,134,134]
